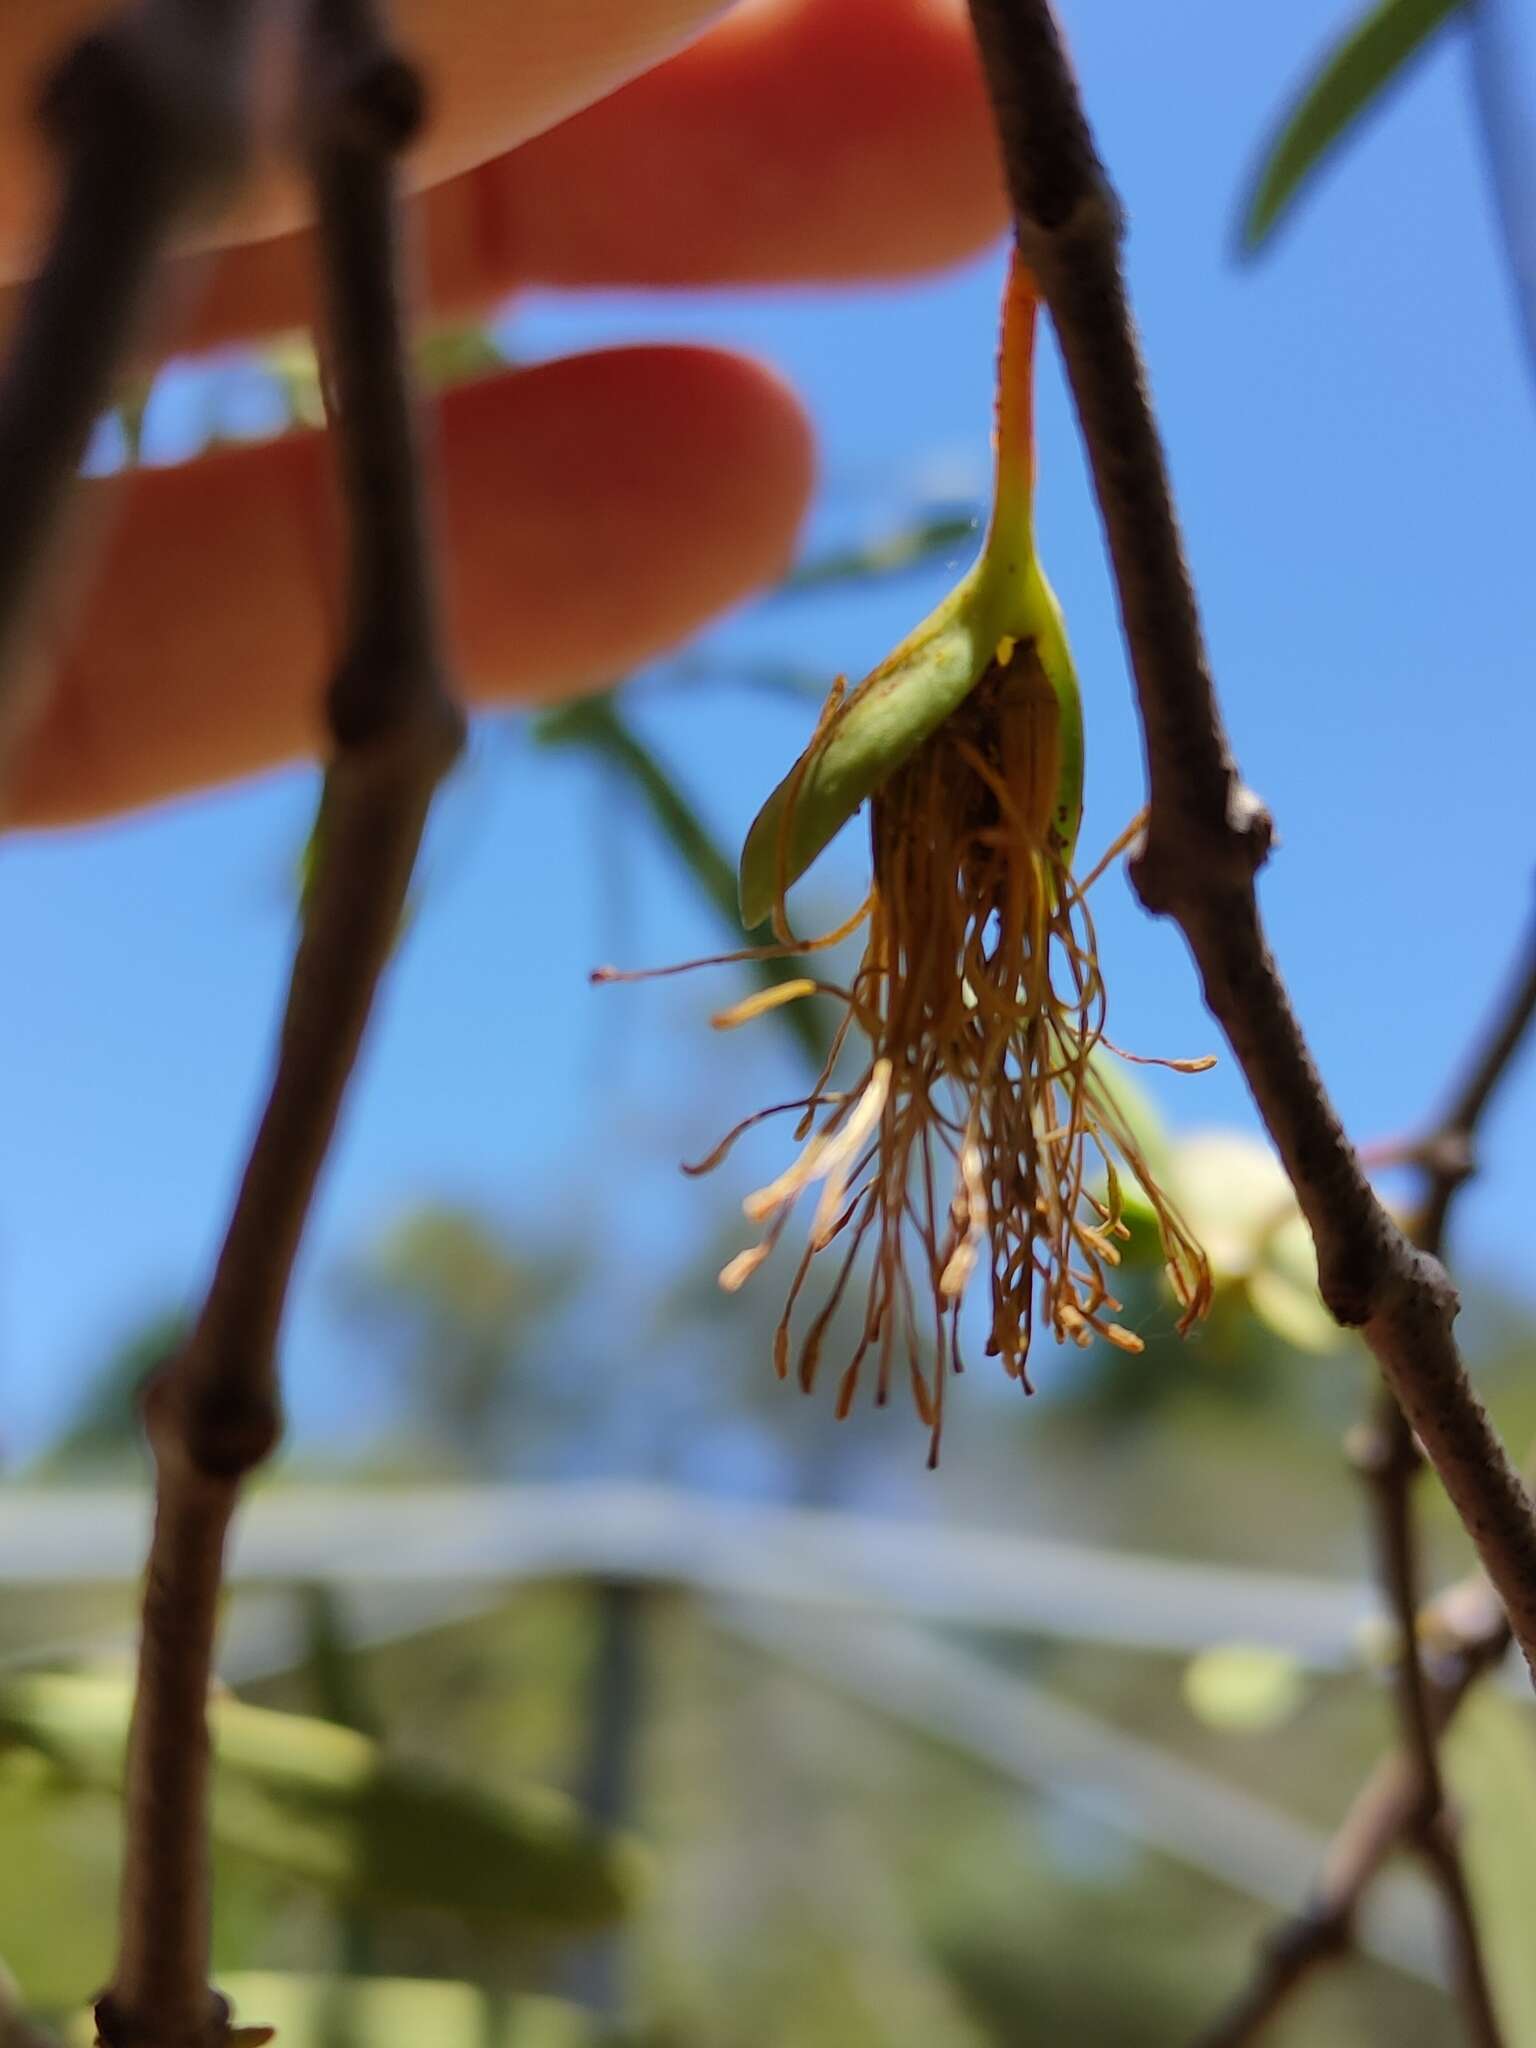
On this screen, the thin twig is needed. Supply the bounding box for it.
[1416,907,1536,1260]
[0,0,255,804]
[1195,901,1536,2043]
[1194,1577,1511,2047]
[1330,909,1536,2046]
[538,692,831,1063]
[963,0,1536,1685]
[1353,1394,1504,2045]
[0,9,262,2040]
[93,4,461,2043]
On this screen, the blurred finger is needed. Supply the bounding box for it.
[0,0,739,279]
[125,0,1005,347]
[10,346,812,826]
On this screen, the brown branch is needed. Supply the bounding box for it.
[1192,900,1536,2044]
[1321,912,1536,2046]
[962,7,1536,2034]
[0,0,256,803]
[0,7,260,2041]
[962,0,1536,1684]
[93,5,462,2045]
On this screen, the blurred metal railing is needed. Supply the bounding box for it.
[4,1479,1497,1992]
[0,1480,1382,1664]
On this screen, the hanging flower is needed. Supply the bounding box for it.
[603,253,1213,1464]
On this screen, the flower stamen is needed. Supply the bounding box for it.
[661,645,1213,1462]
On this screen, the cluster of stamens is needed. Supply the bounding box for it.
[680,648,1211,1466]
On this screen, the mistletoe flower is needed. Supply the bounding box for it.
[612,257,1213,1464]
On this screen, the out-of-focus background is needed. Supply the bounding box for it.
[4,2,1536,2042]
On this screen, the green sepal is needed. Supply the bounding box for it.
[738,553,1082,932]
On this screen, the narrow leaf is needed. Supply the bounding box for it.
[775,512,978,597]
[1242,0,1465,251]
[538,693,829,1060]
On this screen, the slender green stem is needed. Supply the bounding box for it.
[540,693,831,1065]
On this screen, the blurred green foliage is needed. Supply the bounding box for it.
[1446,1689,1536,2038]
[0,1671,644,1929]
[332,1205,577,1474]
[14,1158,1533,2041]
[61,1975,593,2048]
[34,1310,188,1476]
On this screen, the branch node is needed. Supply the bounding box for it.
[94,1986,229,2048]
[1311,1204,1413,1330]
[1226,782,1274,857]
[1128,783,1272,918]
[321,49,425,156]
[143,1360,283,1488]
[1278,1902,1353,1970]
[326,649,463,763]
[1015,187,1124,277]
[39,18,248,208]
[1421,1130,1476,1187]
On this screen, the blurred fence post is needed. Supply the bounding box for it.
[296,1582,381,2018]
[562,1578,648,2022]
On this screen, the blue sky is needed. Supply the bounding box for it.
[3,0,1534,1459]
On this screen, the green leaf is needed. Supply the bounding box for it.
[1246,1221,1338,1355]
[1182,1645,1309,1734]
[1443,1687,1536,2035]
[537,693,740,931]
[414,325,506,390]
[0,1673,646,1929]
[776,513,979,597]
[0,1751,119,2012]
[1166,1134,1293,1277]
[1242,0,1465,249]
[538,692,829,1062]
[261,327,504,438]
[1164,1133,1340,1353]
[61,1974,593,2048]
[261,339,326,431]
